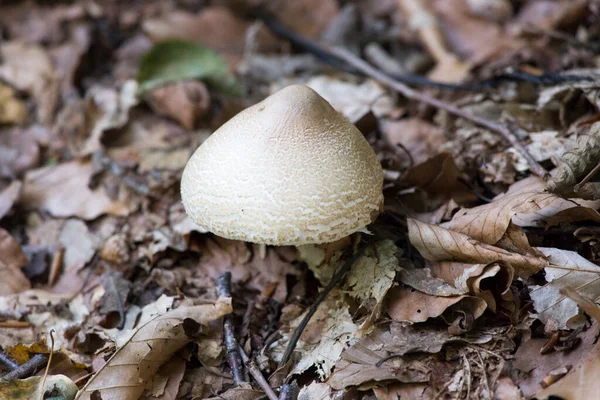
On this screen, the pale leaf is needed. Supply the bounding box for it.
[443,192,576,244]
[530,248,600,330]
[408,218,546,277]
[76,298,232,400]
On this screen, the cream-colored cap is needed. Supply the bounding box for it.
[180,84,383,245]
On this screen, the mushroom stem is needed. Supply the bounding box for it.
[278,245,366,367]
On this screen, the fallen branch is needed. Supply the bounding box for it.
[238,346,279,400]
[1,353,48,380]
[327,46,548,178]
[215,272,245,385]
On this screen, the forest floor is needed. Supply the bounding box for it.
[1,1,600,399]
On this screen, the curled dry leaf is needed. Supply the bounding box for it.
[21,160,131,220]
[530,248,600,330]
[408,218,547,277]
[429,261,514,312]
[444,192,578,244]
[386,286,486,324]
[0,374,78,400]
[146,80,211,130]
[76,298,232,400]
[0,227,30,295]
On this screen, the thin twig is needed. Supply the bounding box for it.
[38,330,55,400]
[575,162,600,191]
[0,350,19,370]
[279,247,365,367]
[238,347,279,400]
[215,272,245,385]
[328,46,549,178]
[1,353,48,380]
[278,383,299,400]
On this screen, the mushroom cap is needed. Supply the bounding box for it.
[180,84,383,245]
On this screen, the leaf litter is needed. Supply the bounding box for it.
[2,1,600,399]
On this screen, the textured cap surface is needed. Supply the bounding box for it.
[180,84,384,245]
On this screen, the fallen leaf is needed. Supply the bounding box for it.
[408,218,547,277]
[137,40,241,95]
[78,80,139,156]
[142,7,279,70]
[515,0,588,30]
[429,261,514,311]
[291,301,360,379]
[140,354,186,400]
[513,323,600,398]
[373,383,434,400]
[76,298,232,400]
[380,118,446,164]
[0,41,59,124]
[386,286,486,324]
[530,248,600,330]
[0,180,22,219]
[444,192,578,244]
[269,0,339,39]
[0,125,44,179]
[21,160,132,220]
[304,76,395,123]
[0,374,77,400]
[146,80,211,129]
[0,82,27,124]
[0,227,30,295]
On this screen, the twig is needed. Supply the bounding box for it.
[215,272,245,385]
[278,383,299,400]
[238,347,279,400]
[38,330,55,400]
[328,46,549,178]
[575,162,600,191]
[278,247,365,367]
[0,353,48,380]
[0,350,19,370]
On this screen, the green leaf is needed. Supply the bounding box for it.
[136,40,242,95]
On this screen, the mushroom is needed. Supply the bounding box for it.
[180,84,383,246]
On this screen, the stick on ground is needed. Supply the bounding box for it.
[216,272,245,385]
[328,46,549,179]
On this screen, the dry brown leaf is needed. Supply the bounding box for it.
[21,160,131,220]
[429,261,513,312]
[76,298,232,400]
[0,41,59,124]
[374,383,434,400]
[386,286,486,324]
[546,206,600,229]
[0,82,27,124]
[327,324,431,390]
[0,180,22,219]
[408,218,547,277]
[402,153,473,199]
[443,192,577,244]
[515,0,588,30]
[380,118,446,164]
[143,7,279,70]
[0,126,44,179]
[513,323,600,398]
[0,227,30,295]
[140,354,186,400]
[530,248,600,330]
[146,80,210,130]
[304,76,395,123]
[270,0,339,39]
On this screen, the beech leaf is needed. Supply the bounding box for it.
[443,192,577,244]
[75,298,232,400]
[408,218,547,277]
[530,248,600,330]
[137,40,242,95]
